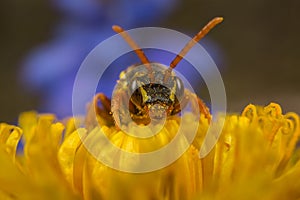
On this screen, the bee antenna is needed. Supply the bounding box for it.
[112,25,154,80]
[164,17,223,82]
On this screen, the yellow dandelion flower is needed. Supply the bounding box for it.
[0,103,299,200]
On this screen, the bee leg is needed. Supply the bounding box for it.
[130,114,151,125]
[86,93,114,130]
[169,91,191,117]
[111,92,122,130]
[183,90,211,123]
[111,90,133,130]
[170,104,181,116]
[196,96,211,123]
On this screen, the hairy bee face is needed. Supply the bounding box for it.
[124,63,185,120]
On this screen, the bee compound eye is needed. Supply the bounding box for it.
[174,77,184,101]
[130,79,139,92]
[129,79,144,104]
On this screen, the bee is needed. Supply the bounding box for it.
[87,17,223,129]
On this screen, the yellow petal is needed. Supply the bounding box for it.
[58,128,87,191]
[0,123,22,161]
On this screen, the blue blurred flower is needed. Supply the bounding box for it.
[21,0,179,117]
[21,0,223,118]
[51,0,178,27]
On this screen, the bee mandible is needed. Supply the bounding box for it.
[88,17,223,128]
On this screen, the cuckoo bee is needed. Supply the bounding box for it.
[89,17,223,128]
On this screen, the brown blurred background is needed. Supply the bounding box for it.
[0,0,299,123]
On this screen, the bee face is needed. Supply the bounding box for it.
[123,63,184,119]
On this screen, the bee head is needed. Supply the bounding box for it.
[128,68,184,119]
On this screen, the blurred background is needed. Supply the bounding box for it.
[0,0,299,123]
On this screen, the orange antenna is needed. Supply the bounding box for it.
[112,25,154,80]
[170,17,223,69]
[164,17,223,82]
